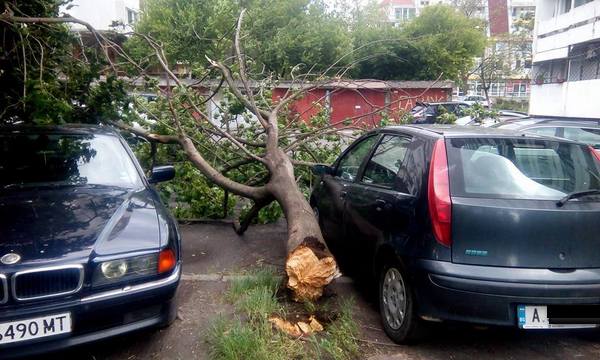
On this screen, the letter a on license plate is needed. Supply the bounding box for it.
[518,305,549,329]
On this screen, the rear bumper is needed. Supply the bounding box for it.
[0,265,180,359]
[410,259,600,327]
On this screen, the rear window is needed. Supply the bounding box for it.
[447,137,600,200]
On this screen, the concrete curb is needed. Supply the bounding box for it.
[181,273,354,283]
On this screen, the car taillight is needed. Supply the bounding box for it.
[158,248,176,274]
[589,146,600,162]
[428,139,452,247]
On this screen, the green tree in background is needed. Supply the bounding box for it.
[0,0,131,124]
[352,4,486,81]
[132,1,485,82]
[131,0,353,78]
[403,5,486,81]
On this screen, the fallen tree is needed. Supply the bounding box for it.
[1,4,441,301]
[1,6,345,301]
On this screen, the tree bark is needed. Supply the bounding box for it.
[265,149,339,302]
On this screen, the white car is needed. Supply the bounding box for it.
[462,95,490,108]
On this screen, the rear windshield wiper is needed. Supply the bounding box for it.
[556,189,600,207]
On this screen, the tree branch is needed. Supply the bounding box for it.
[233,197,274,235]
[179,136,269,201]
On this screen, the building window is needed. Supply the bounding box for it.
[574,0,593,7]
[127,8,138,25]
[568,44,600,81]
[511,83,527,97]
[394,7,416,22]
[560,0,572,14]
[533,59,568,84]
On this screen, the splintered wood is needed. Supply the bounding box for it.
[285,245,339,302]
[268,315,325,337]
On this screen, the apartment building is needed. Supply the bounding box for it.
[382,0,535,100]
[467,0,536,101]
[529,0,600,118]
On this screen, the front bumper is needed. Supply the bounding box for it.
[410,259,600,327]
[0,265,180,359]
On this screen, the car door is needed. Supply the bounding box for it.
[342,133,418,276]
[315,134,380,260]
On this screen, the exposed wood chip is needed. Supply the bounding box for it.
[286,245,339,302]
[268,316,302,337]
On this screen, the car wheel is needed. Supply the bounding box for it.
[379,262,423,344]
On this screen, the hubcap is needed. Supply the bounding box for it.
[382,268,407,330]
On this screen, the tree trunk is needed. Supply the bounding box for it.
[266,149,339,302]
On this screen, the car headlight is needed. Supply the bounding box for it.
[101,259,128,279]
[92,253,159,287]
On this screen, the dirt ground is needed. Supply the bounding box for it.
[37,222,600,360]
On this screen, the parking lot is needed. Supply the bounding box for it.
[35,222,600,360]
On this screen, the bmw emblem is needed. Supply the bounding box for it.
[1,253,21,265]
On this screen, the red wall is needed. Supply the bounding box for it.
[272,88,327,122]
[488,0,509,35]
[273,87,450,129]
[330,89,386,128]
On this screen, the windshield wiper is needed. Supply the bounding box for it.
[556,189,600,207]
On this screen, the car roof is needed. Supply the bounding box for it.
[378,124,581,143]
[497,117,600,129]
[0,123,120,136]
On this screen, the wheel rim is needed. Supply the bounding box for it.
[382,267,407,330]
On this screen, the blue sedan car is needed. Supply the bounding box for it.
[0,125,181,357]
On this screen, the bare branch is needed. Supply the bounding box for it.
[179,136,270,201]
[109,121,180,144]
[233,197,275,235]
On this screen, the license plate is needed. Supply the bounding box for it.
[0,313,71,345]
[518,305,597,329]
[518,305,549,329]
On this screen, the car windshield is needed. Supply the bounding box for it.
[446,137,600,200]
[0,133,143,189]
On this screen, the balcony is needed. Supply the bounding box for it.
[534,0,600,62]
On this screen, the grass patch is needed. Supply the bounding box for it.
[311,298,361,360]
[208,316,303,360]
[207,266,361,360]
[226,267,282,304]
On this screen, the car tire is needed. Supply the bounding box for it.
[378,261,423,344]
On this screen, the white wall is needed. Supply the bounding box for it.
[533,0,600,62]
[61,0,140,31]
[529,79,600,118]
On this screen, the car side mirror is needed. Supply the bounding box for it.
[311,164,334,176]
[149,165,175,183]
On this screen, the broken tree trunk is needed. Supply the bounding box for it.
[266,149,339,302]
